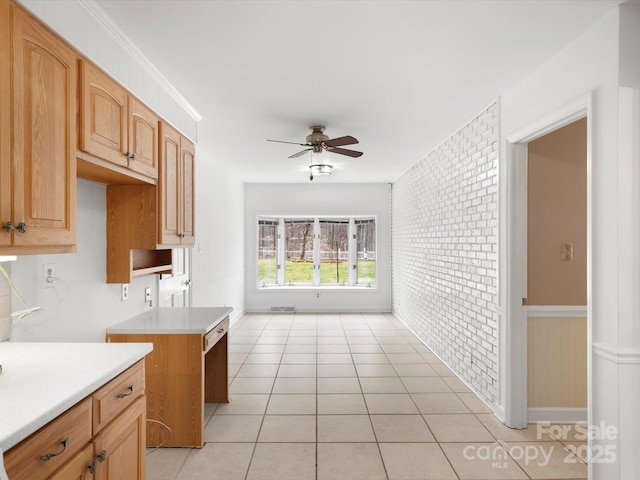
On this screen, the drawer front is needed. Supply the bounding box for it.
[92,360,145,434]
[203,317,229,353]
[4,397,92,480]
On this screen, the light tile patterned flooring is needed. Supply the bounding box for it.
[146,313,587,480]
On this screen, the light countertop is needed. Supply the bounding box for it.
[106,307,233,335]
[0,342,152,452]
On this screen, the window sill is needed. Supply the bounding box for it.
[256,284,376,291]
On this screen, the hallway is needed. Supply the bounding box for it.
[146,313,587,479]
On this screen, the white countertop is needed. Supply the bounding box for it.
[106,307,233,335]
[0,342,152,452]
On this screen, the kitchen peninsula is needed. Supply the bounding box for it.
[106,307,231,448]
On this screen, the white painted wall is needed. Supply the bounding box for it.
[244,183,391,312]
[191,148,245,322]
[9,180,156,342]
[500,5,640,478]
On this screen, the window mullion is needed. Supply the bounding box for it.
[277,218,286,285]
[349,218,356,285]
[313,218,320,285]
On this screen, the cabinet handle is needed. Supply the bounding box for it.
[3,221,14,233]
[41,437,69,461]
[97,450,107,463]
[88,460,97,474]
[218,328,225,334]
[124,151,131,158]
[16,222,27,233]
[130,153,135,160]
[117,385,134,399]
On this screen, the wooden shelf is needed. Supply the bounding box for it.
[106,185,171,284]
[132,249,172,278]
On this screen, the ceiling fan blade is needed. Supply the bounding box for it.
[267,139,309,146]
[326,147,363,158]
[324,135,358,148]
[288,148,312,159]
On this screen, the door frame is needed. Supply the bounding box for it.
[500,93,593,428]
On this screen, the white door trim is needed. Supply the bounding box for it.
[500,93,593,429]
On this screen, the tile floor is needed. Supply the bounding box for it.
[146,313,588,480]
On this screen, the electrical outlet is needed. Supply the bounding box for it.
[121,284,129,302]
[43,263,55,288]
[145,287,151,303]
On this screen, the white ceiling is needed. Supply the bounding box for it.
[93,0,621,184]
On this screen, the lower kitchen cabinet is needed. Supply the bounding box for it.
[4,361,146,480]
[92,396,145,480]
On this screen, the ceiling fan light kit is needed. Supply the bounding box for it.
[309,163,333,181]
[267,125,362,180]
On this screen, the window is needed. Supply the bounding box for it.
[355,218,376,286]
[257,216,376,287]
[319,220,349,285]
[257,219,278,285]
[285,219,314,285]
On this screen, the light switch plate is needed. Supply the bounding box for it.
[561,243,573,261]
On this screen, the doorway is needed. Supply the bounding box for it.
[501,94,592,430]
[526,118,588,423]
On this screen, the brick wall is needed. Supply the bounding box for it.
[391,102,499,404]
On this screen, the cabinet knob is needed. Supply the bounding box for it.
[124,151,131,158]
[16,222,27,233]
[97,450,107,463]
[3,221,14,233]
[89,461,97,474]
[130,153,135,160]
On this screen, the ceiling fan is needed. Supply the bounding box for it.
[267,126,363,180]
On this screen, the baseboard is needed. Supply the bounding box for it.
[229,308,246,327]
[528,407,587,424]
[245,306,392,314]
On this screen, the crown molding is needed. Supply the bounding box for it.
[77,0,202,122]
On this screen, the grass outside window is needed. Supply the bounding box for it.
[258,259,375,286]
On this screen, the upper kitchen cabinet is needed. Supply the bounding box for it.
[0,0,76,254]
[78,59,159,184]
[159,123,195,246]
[105,126,195,283]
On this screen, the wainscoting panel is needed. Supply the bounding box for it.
[527,314,587,408]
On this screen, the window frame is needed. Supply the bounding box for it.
[256,214,377,289]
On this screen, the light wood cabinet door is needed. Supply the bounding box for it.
[180,137,195,245]
[158,122,195,246]
[79,60,128,169]
[128,97,159,179]
[9,3,76,248]
[93,396,146,480]
[0,0,11,247]
[158,122,182,245]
